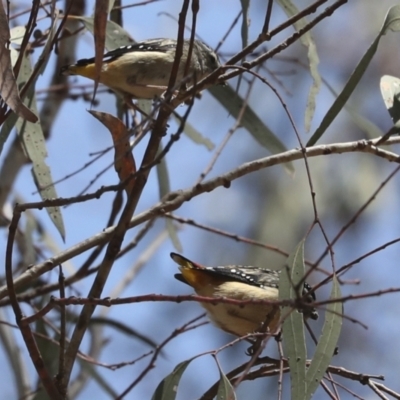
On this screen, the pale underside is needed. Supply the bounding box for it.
[99,52,205,99]
[195,280,280,337]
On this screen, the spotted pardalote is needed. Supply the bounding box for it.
[171,252,318,338]
[60,38,222,99]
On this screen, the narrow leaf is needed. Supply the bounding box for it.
[382,5,400,33]
[307,5,400,146]
[151,359,193,400]
[276,0,321,132]
[35,316,58,376]
[14,54,65,239]
[78,361,118,398]
[240,0,250,49]
[107,0,116,14]
[305,276,342,399]
[137,99,152,117]
[322,78,384,138]
[216,364,236,400]
[77,17,134,50]
[90,316,158,349]
[380,75,400,124]
[208,85,293,172]
[0,7,57,152]
[93,0,109,97]
[171,114,215,150]
[35,5,58,76]
[0,3,37,122]
[157,144,182,252]
[307,37,379,146]
[89,111,136,194]
[344,104,384,139]
[10,26,26,45]
[233,0,250,94]
[280,240,307,400]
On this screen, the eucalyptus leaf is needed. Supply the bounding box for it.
[305,276,342,399]
[151,359,194,400]
[308,5,400,146]
[280,240,307,400]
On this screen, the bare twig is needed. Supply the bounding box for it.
[2,136,400,300]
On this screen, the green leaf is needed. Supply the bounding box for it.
[216,363,236,400]
[344,104,384,139]
[35,5,58,76]
[382,5,400,33]
[10,26,26,45]
[208,85,293,172]
[320,78,384,138]
[0,48,20,154]
[380,75,400,124]
[90,317,159,349]
[77,360,118,398]
[137,99,153,117]
[276,0,321,132]
[171,113,215,150]
[21,207,38,266]
[0,103,18,155]
[151,359,193,400]
[305,276,342,399]
[77,17,134,50]
[307,5,400,146]
[239,0,250,49]
[14,55,65,240]
[235,0,249,93]
[0,4,37,124]
[0,9,65,238]
[280,240,307,400]
[307,38,379,146]
[157,144,182,252]
[34,295,59,382]
[17,98,65,239]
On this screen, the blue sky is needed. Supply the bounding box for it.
[3,1,400,399]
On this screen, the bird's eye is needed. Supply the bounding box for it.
[207,52,219,69]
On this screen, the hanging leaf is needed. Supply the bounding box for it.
[280,239,307,400]
[89,111,136,194]
[308,5,400,146]
[92,0,109,98]
[0,3,37,123]
[276,0,321,132]
[215,360,236,400]
[151,359,194,400]
[16,60,65,240]
[156,144,182,252]
[171,113,215,150]
[208,85,293,173]
[77,17,134,50]
[305,276,342,399]
[380,75,400,124]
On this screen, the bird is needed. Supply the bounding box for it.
[60,38,222,99]
[171,252,318,338]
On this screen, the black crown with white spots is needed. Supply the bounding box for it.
[75,38,215,67]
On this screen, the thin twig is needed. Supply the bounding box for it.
[1,136,400,300]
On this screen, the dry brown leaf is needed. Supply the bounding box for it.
[89,110,136,193]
